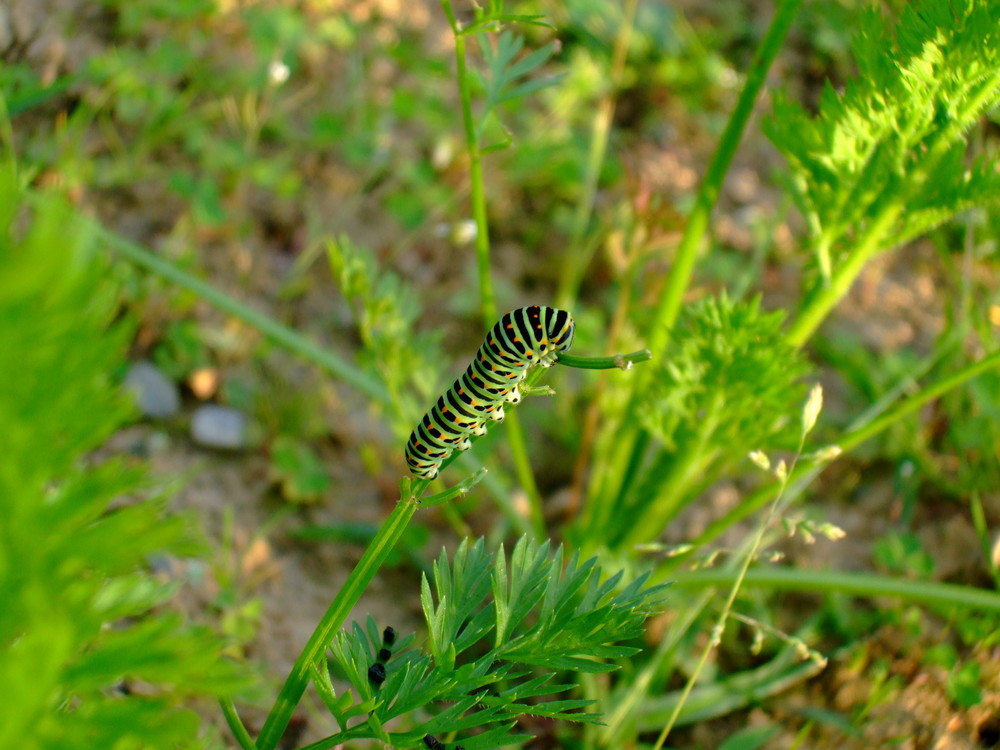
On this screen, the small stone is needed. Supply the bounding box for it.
[124,361,181,418]
[191,405,249,449]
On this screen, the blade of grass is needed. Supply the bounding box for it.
[671,567,1000,612]
[97,223,392,405]
[219,697,256,750]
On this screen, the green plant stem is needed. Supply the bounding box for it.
[585,0,803,537]
[555,0,640,310]
[442,1,497,327]
[555,348,652,369]
[98,224,392,405]
[647,0,802,359]
[442,0,545,536]
[255,491,422,750]
[671,567,1000,611]
[680,347,1000,560]
[219,697,256,750]
[785,202,902,347]
[619,423,721,549]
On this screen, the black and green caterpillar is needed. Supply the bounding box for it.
[405,305,575,480]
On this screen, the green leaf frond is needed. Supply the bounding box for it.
[326,235,443,426]
[476,30,565,143]
[640,293,811,458]
[765,0,1000,260]
[319,537,668,748]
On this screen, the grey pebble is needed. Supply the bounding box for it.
[124,361,181,418]
[190,405,249,449]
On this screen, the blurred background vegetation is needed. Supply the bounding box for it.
[2,0,1000,747]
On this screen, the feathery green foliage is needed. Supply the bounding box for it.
[767,0,1000,342]
[580,294,810,550]
[312,537,667,748]
[0,169,249,750]
[326,235,443,429]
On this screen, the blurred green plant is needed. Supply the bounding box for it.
[0,167,250,749]
[269,434,332,504]
[326,235,442,433]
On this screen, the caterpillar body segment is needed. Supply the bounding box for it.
[405,305,575,480]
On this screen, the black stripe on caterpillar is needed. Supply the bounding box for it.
[405,305,575,480]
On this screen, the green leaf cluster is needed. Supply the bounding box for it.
[641,294,808,458]
[314,537,667,748]
[583,294,810,550]
[766,0,1000,278]
[0,170,249,750]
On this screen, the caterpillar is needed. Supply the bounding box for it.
[405,305,575,480]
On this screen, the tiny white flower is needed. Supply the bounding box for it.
[452,219,478,245]
[268,60,290,86]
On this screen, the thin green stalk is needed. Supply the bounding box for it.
[256,492,422,750]
[442,1,496,326]
[555,0,640,310]
[670,567,1000,612]
[556,348,652,369]
[652,400,808,749]
[442,0,545,535]
[646,0,803,358]
[587,0,803,529]
[219,697,256,750]
[600,588,714,744]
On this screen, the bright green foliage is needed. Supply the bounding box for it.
[767,0,1000,280]
[641,294,807,457]
[0,171,249,750]
[314,537,667,748]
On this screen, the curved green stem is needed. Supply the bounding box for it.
[646,0,803,358]
[219,698,256,750]
[785,202,901,347]
[556,348,652,370]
